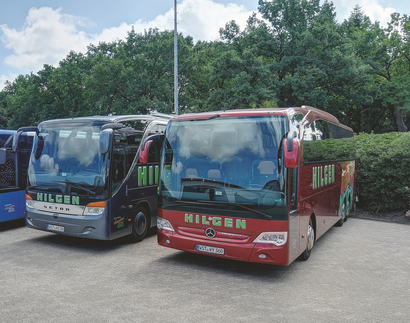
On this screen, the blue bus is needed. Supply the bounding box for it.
[24,113,171,241]
[0,128,34,222]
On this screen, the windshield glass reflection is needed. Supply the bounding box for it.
[28,124,107,195]
[159,115,288,220]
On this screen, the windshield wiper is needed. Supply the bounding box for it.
[27,183,65,191]
[180,177,244,189]
[235,203,273,219]
[53,179,96,195]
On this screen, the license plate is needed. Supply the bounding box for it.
[196,244,224,255]
[47,224,65,232]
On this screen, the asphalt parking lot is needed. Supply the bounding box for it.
[1,217,409,323]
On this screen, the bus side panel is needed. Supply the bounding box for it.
[0,190,24,222]
[127,186,158,227]
[298,161,355,243]
[108,183,132,240]
[107,161,160,240]
[126,162,160,228]
[298,163,340,240]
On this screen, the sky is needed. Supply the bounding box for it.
[0,0,409,90]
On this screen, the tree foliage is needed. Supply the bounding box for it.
[355,132,410,212]
[0,4,409,133]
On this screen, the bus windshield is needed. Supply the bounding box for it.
[28,123,110,196]
[159,115,288,220]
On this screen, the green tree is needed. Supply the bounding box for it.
[3,73,43,128]
[206,16,277,110]
[257,0,370,128]
[83,28,196,115]
[342,8,410,132]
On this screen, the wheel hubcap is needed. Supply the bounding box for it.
[135,212,147,235]
[307,224,314,251]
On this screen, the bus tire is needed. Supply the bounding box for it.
[335,202,345,227]
[129,207,149,243]
[344,196,351,222]
[299,218,315,261]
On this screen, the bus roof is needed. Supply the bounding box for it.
[38,112,173,127]
[0,129,16,134]
[170,106,345,128]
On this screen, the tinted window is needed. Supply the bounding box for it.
[303,120,354,164]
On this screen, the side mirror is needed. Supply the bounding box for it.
[0,148,6,164]
[284,131,299,168]
[139,140,152,164]
[138,134,164,164]
[100,129,112,155]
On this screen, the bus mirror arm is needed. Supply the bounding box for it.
[12,126,38,152]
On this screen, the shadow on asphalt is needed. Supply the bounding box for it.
[23,226,157,253]
[0,218,26,232]
[153,249,298,280]
[151,230,334,280]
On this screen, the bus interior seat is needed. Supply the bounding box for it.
[207,169,221,180]
[185,168,198,178]
[258,160,276,174]
[253,160,276,186]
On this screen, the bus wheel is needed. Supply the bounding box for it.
[335,203,345,227]
[344,198,350,222]
[130,207,149,243]
[299,218,315,261]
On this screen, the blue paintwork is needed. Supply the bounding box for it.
[0,190,25,222]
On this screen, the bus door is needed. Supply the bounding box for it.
[289,167,300,259]
[128,134,164,224]
[110,145,128,238]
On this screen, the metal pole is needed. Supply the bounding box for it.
[174,0,178,115]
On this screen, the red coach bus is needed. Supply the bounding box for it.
[157,106,355,265]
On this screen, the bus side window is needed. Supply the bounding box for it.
[0,156,17,189]
[147,138,164,163]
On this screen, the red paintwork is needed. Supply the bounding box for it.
[157,209,290,265]
[158,106,355,266]
[139,140,152,163]
[284,138,299,168]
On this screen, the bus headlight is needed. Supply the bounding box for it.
[83,201,106,216]
[26,194,34,209]
[157,217,175,231]
[26,199,34,209]
[253,232,288,246]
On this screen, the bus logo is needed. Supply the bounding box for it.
[205,228,216,238]
[114,217,125,228]
[312,164,335,190]
[185,213,246,230]
[5,204,15,213]
[36,193,80,205]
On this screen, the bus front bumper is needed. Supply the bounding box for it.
[26,208,110,240]
[157,229,290,266]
